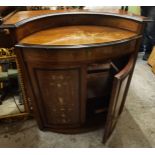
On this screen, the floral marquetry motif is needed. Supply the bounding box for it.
[35,68,81,126]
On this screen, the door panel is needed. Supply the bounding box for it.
[103,55,134,143]
[35,68,80,126]
[26,62,87,129]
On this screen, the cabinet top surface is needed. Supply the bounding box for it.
[20,25,137,46]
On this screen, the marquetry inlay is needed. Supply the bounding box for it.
[36,68,80,125]
[20,25,136,45]
[57,83,62,88]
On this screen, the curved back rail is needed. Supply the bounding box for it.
[0,12,145,48]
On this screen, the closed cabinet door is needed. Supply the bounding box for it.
[103,55,135,143]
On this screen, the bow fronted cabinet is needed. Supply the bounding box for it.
[0,10,149,143]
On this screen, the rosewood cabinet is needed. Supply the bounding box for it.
[0,10,147,143]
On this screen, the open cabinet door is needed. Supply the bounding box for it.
[103,55,135,143]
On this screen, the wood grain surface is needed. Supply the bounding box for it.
[20,25,136,45]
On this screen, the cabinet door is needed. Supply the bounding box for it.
[103,55,135,143]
